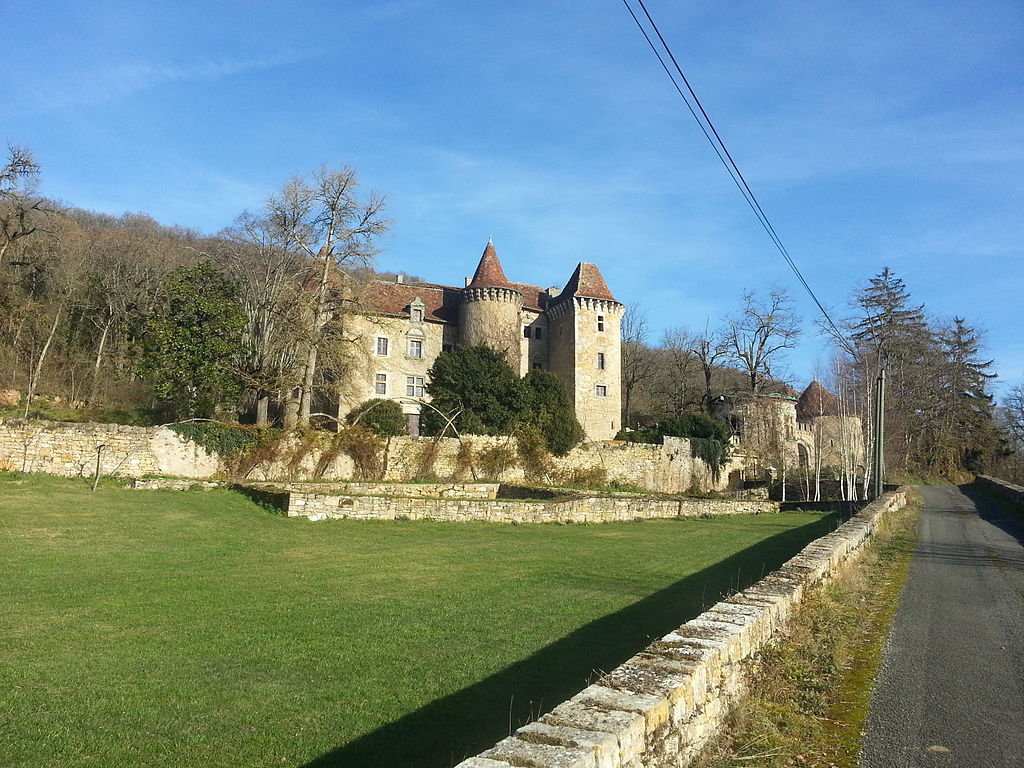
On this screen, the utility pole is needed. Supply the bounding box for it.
[872,366,886,499]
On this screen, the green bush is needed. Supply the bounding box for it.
[347,398,406,437]
[523,370,583,456]
[421,346,528,436]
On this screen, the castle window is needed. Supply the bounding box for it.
[406,376,424,397]
[597,315,605,332]
[442,343,453,352]
[523,326,531,338]
[374,373,387,395]
[596,352,605,370]
[408,339,423,358]
[532,362,542,370]
[534,327,542,340]
[411,307,424,323]
[596,384,608,397]
[376,337,389,356]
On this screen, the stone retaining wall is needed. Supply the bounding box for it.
[0,421,220,479]
[285,491,779,523]
[454,488,909,768]
[0,420,732,495]
[976,475,1024,506]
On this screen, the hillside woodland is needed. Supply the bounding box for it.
[1,146,1018,482]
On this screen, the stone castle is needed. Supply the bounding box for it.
[340,241,623,440]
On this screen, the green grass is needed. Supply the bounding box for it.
[0,473,840,768]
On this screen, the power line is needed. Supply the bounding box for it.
[622,0,856,357]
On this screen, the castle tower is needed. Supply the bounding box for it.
[547,262,623,441]
[459,240,525,369]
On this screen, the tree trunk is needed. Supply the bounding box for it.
[256,392,270,427]
[88,316,112,406]
[24,305,63,417]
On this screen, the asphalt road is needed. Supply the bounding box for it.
[860,485,1024,768]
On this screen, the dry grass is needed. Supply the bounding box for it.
[693,493,921,768]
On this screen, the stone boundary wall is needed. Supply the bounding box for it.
[0,421,220,479]
[0,420,733,495]
[284,492,779,523]
[976,475,1024,506]
[454,488,909,768]
[250,481,502,500]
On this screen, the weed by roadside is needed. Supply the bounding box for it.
[693,492,921,768]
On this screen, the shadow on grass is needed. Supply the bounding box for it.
[302,513,844,768]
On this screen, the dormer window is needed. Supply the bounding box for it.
[409,297,425,324]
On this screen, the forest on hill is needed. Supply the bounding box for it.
[2,145,1022,482]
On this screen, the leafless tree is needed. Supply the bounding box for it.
[266,166,389,427]
[725,287,800,393]
[689,322,728,413]
[0,144,49,267]
[620,304,657,430]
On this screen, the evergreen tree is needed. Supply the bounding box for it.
[849,268,937,476]
[933,317,998,472]
[421,346,528,436]
[522,370,583,455]
[141,263,244,419]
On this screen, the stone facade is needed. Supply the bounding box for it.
[454,488,909,768]
[714,382,865,481]
[339,241,624,440]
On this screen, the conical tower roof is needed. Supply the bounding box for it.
[797,380,839,419]
[558,262,617,302]
[468,240,515,289]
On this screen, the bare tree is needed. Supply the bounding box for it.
[0,144,49,267]
[266,166,390,426]
[725,287,800,393]
[689,322,728,413]
[620,304,657,430]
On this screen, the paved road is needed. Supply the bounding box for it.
[860,485,1024,768]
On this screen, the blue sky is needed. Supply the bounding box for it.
[3,0,1022,396]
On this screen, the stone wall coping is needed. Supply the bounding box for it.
[453,487,908,768]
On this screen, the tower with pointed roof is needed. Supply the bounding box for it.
[460,240,525,370]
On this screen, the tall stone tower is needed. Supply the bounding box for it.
[547,262,623,441]
[459,241,524,369]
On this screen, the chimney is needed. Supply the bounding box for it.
[396,274,405,284]
[548,286,561,298]
[465,276,472,287]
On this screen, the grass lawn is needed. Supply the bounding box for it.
[0,473,839,768]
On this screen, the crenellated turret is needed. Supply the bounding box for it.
[459,240,525,368]
[547,262,623,440]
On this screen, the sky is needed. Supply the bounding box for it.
[3,0,1022,397]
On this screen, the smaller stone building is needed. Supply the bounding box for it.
[713,381,864,478]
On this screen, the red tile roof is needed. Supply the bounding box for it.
[364,281,460,323]
[797,380,840,418]
[556,262,617,302]
[468,241,516,289]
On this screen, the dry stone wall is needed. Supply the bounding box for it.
[283,491,778,523]
[0,421,731,496]
[454,488,909,768]
[0,421,220,479]
[976,475,1024,506]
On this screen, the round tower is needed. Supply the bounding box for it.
[460,240,524,370]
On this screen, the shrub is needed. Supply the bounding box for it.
[347,398,406,437]
[522,370,583,455]
[476,445,516,481]
[515,424,552,481]
[421,346,528,436]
